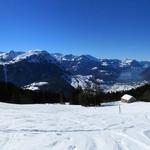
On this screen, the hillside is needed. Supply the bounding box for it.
[0,81,150,105]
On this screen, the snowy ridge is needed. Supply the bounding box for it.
[0,50,23,64]
[52,53,99,62]
[0,50,57,64]
[1,50,149,66]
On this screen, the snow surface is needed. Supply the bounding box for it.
[23,82,49,90]
[1,102,150,150]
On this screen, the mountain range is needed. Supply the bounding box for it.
[0,50,149,94]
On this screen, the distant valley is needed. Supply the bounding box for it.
[0,50,149,94]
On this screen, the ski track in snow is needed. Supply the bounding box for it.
[0,102,150,150]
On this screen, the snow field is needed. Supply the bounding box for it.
[0,102,150,150]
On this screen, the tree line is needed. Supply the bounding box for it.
[0,81,150,106]
[0,82,63,104]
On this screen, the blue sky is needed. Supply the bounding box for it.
[0,0,150,60]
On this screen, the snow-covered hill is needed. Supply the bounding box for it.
[1,102,150,150]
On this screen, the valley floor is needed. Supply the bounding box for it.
[0,102,150,150]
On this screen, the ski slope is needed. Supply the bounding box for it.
[0,102,150,150]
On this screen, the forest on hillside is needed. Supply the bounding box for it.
[0,81,150,106]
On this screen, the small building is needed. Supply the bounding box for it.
[121,94,136,103]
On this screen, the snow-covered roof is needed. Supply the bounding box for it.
[121,94,133,100]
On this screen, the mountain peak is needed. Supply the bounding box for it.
[11,50,57,64]
[78,55,99,62]
[0,50,23,64]
[120,59,140,67]
[0,50,57,64]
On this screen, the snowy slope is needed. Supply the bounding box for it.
[101,81,149,93]
[1,102,150,150]
[70,75,95,89]
[23,82,49,90]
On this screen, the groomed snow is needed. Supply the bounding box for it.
[0,102,150,150]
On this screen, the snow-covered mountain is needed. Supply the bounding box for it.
[0,50,23,63]
[0,50,57,64]
[52,53,150,91]
[0,50,74,95]
[0,50,149,93]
